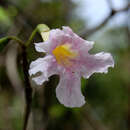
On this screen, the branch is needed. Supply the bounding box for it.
[22,45,33,130]
[80,3,130,38]
[3,8,33,130]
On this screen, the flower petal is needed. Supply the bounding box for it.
[29,57,45,75]
[80,41,95,52]
[34,42,50,53]
[32,73,48,85]
[62,26,94,51]
[48,29,72,52]
[80,52,114,78]
[56,72,85,108]
[29,55,57,85]
[62,26,74,36]
[49,29,64,43]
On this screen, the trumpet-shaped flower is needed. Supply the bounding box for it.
[29,26,114,108]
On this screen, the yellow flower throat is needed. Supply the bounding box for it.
[52,44,78,67]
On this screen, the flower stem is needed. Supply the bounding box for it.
[25,24,50,47]
[25,28,38,47]
[0,36,24,51]
[8,36,24,46]
[22,45,33,130]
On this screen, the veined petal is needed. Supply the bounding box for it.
[80,52,114,78]
[62,26,74,36]
[32,73,48,85]
[80,41,95,51]
[63,27,94,51]
[56,72,85,108]
[34,42,50,53]
[29,55,57,85]
[49,29,64,43]
[62,26,94,51]
[29,57,45,75]
[48,29,72,52]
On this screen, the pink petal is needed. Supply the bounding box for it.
[79,41,94,52]
[29,55,57,85]
[34,42,50,53]
[32,74,48,85]
[62,26,94,51]
[62,26,74,36]
[48,29,72,53]
[80,52,114,79]
[56,72,85,108]
[49,29,64,45]
[29,57,46,75]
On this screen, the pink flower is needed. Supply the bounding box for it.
[29,26,114,108]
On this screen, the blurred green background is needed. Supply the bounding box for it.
[0,0,129,130]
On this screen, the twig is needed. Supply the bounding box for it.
[80,3,130,38]
[25,28,37,47]
[22,45,33,130]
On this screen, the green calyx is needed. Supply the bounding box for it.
[37,24,50,34]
